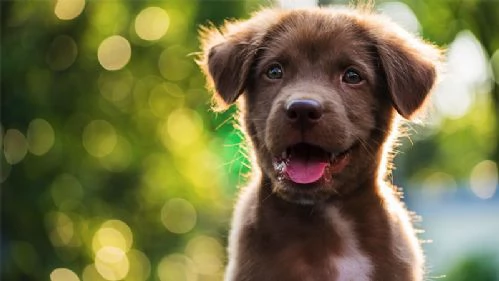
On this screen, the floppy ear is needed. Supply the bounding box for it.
[202,33,255,107]
[199,10,281,110]
[372,20,443,119]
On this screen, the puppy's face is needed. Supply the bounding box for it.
[245,15,384,203]
[200,9,441,204]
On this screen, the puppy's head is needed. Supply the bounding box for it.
[200,8,442,204]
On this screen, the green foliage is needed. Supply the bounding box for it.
[1,1,250,280]
[1,0,498,281]
[445,253,499,281]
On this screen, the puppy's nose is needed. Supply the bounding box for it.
[285,99,323,123]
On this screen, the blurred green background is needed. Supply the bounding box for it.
[1,0,498,281]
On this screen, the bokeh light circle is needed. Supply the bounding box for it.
[126,250,151,281]
[99,136,133,172]
[46,212,75,247]
[92,220,133,254]
[50,268,80,281]
[50,174,83,210]
[166,109,203,147]
[470,160,498,199]
[93,228,127,254]
[27,118,55,156]
[46,35,78,71]
[148,83,185,118]
[161,198,197,234]
[98,70,133,103]
[82,264,106,281]
[54,0,85,20]
[50,173,83,209]
[158,46,192,81]
[82,120,117,158]
[3,129,28,165]
[95,247,130,281]
[98,36,131,71]
[157,254,197,281]
[135,7,170,41]
[185,235,224,275]
[11,241,38,275]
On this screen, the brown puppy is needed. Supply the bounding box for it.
[199,6,442,281]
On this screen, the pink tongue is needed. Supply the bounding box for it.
[286,159,328,184]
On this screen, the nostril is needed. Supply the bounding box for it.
[287,110,298,120]
[285,99,323,122]
[308,110,321,120]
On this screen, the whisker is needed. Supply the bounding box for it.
[215,114,236,130]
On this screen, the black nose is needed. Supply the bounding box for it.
[285,99,323,123]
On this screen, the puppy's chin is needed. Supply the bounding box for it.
[271,179,338,205]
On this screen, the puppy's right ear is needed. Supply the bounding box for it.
[198,10,281,110]
[200,28,255,108]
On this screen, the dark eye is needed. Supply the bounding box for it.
[342,68,363,84]
[266,64,283,79]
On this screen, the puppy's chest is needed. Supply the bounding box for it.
[330,250,374,281]
[256,207,374,281]
[268,247,373,281]
[270,239,373,281]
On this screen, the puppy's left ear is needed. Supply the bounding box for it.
[372,20,443,119]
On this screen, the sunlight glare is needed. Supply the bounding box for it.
[433,76,473,119]
[278,0,317,9]
[449,30,491,87]
[434,30,491,119]
[378,2,421,34]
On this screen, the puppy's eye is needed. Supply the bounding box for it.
[266,64,283,79]
[342,68,363,84]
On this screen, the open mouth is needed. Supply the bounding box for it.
[273,143,351,184]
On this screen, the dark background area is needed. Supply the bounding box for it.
[1,0,498,280]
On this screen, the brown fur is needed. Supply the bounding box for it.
[199,6,442,281]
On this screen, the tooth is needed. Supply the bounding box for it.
[330,153,337,162]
